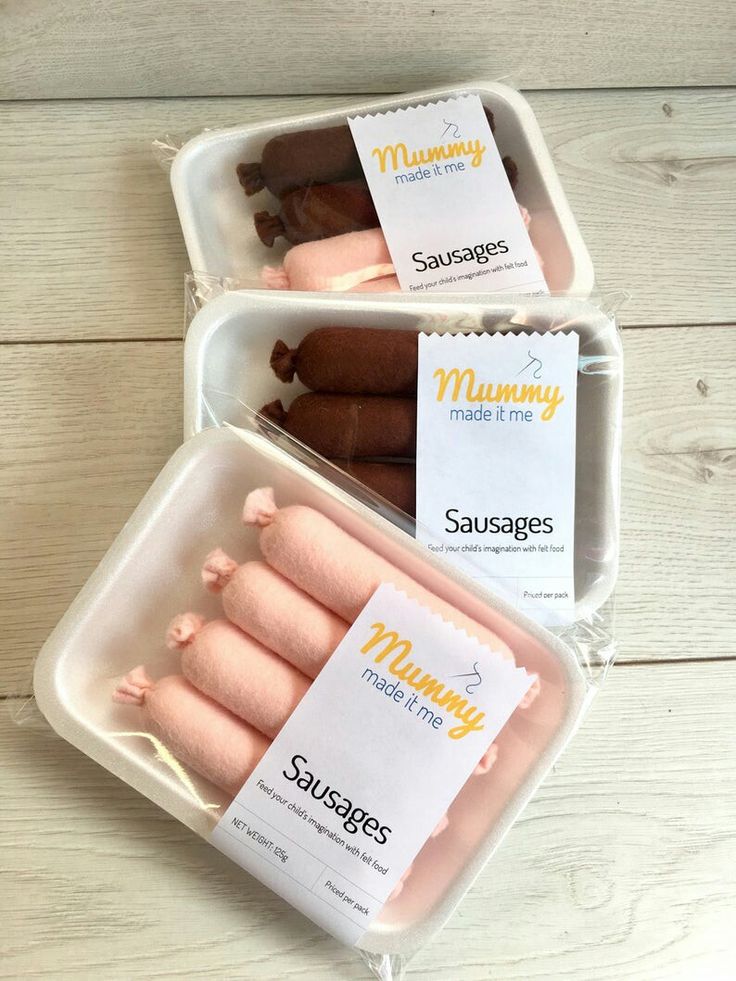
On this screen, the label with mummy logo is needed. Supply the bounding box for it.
[348,94,548,295]
[416,330,579,625]
[210,583,533,945]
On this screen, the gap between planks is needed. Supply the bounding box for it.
[2,83,736,105]
[2,323,736,348]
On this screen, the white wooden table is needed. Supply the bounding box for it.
[2,4,735,978]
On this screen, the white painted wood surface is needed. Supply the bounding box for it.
[3,661,735,979]
[1,90,735,340]
[1,0,734,97]
[1,19,735,975]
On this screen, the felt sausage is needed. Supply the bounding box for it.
[270,326,418,394]
[254,180,379,247]
[348,275,401,293]
[347,205,532,295]
[111,670,479,837]
[162,615,465,855]
[112,668,269,796]
[262,228,393,292]
[388,863,414,901]
[112,669,449,892]
[502,155,518,189]
[166,614,309,739]
[241,489,538,707]
[343,225,537,293]
[200,557,349,679]
[331,460,416,517]
[241,485,492,634]
[260,394,417,459]
[169,610,500,788]
[237,124,365,199]
[261,202,536,292]
[253,154,519,248]
[253,156,521,249]
[113,666,455,882]
[242,487,539,705]
[238,108,497,198]
[167,609,496,779]
[244,489,494,648]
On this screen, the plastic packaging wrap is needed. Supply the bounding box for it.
[183,286,621,652]
[33,421,601,979]
[14,74,621,981]
[155,81,594,296]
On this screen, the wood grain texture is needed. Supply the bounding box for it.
[1,0,735,98]
[619,323,736,662]
[1,325,734,696]
[3,660,735,979]
[0,341,183,696]
[2,89,734,342]
[2,8,734,976]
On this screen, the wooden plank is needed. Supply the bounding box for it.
[0,341,183,697]
[1,326,734,696]
[531,88,736,329]
[3,660,735,978]
[1,1,734,98]
[1,90,734,342]
[619,322,736,663]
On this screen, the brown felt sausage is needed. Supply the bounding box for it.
[270,326,419,395]
[261,394,416,459]
[502,155,518,189]
[254,180,379,247]
[331,459,416,516]
[237,108,499,198]
[238,124,364,198]
[252,153,518,247]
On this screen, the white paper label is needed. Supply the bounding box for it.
[211,583,533,945]
[416,332,579,624]
[348,94,548,295]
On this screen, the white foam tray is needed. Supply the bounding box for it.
[170,81,594,295]
[184,290,623,622]
[34,425,588,956]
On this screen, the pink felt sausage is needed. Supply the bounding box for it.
[113,667,446,896]
[117,663,456,858]
[114,657,482,900]
[200,557,349,679]
[348,275,401,293]
[388,863,414,901]
[262,228,393,292]
[113,667,269,796]
[242,488,539,707]
[172,606,498,777]
[474,742,499,775]
[166,614,309,739]
[262,205,539,293]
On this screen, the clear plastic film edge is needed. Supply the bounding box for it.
[183,282,623,678]
[22,75,623,980]
[156,78,594,298]
[30,403,609,981]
